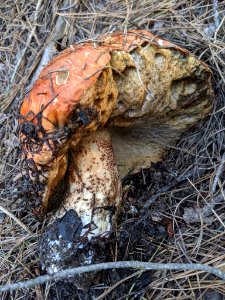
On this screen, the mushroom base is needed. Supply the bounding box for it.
[40,129,121,288]
[40,209,106,290]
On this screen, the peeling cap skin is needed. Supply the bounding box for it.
[19,30,214,288]
[103,31,214,177]
[99,29,187,53]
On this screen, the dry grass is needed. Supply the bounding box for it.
[0,0,225,299]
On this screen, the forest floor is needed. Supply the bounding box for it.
[0,0,225,299]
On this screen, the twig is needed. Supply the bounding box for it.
[142,170,201,209]
[211,152,225,195]
[0,205,32,235]
[1,260,225,293]
[84,65,125,80]
[213,0,219,28]
[214,15,225,40]
[29,0,76,86]
[9,0,43,87]
[183,191,225,225]
[96,270,141,300]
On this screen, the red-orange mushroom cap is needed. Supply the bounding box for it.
[20,44,116,166]
[21,45,112,131]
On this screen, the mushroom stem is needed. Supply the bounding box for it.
[40,129,121,285]
[54,128,121,238]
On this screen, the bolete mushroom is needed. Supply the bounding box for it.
[19,30,214,284]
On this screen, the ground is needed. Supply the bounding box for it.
[0,0,225,299]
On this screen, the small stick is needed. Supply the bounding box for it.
[9,0,43,87]
[142,170,199,209]
[29,0,78,86]
[0,205,32,235]
[211,152,225,195]
[1,260,225,292]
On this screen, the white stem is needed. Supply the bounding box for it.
[56,129,121,238]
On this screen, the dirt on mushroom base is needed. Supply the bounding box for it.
[0,1,225,299]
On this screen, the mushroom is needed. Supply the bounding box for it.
[19,30,214,285]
